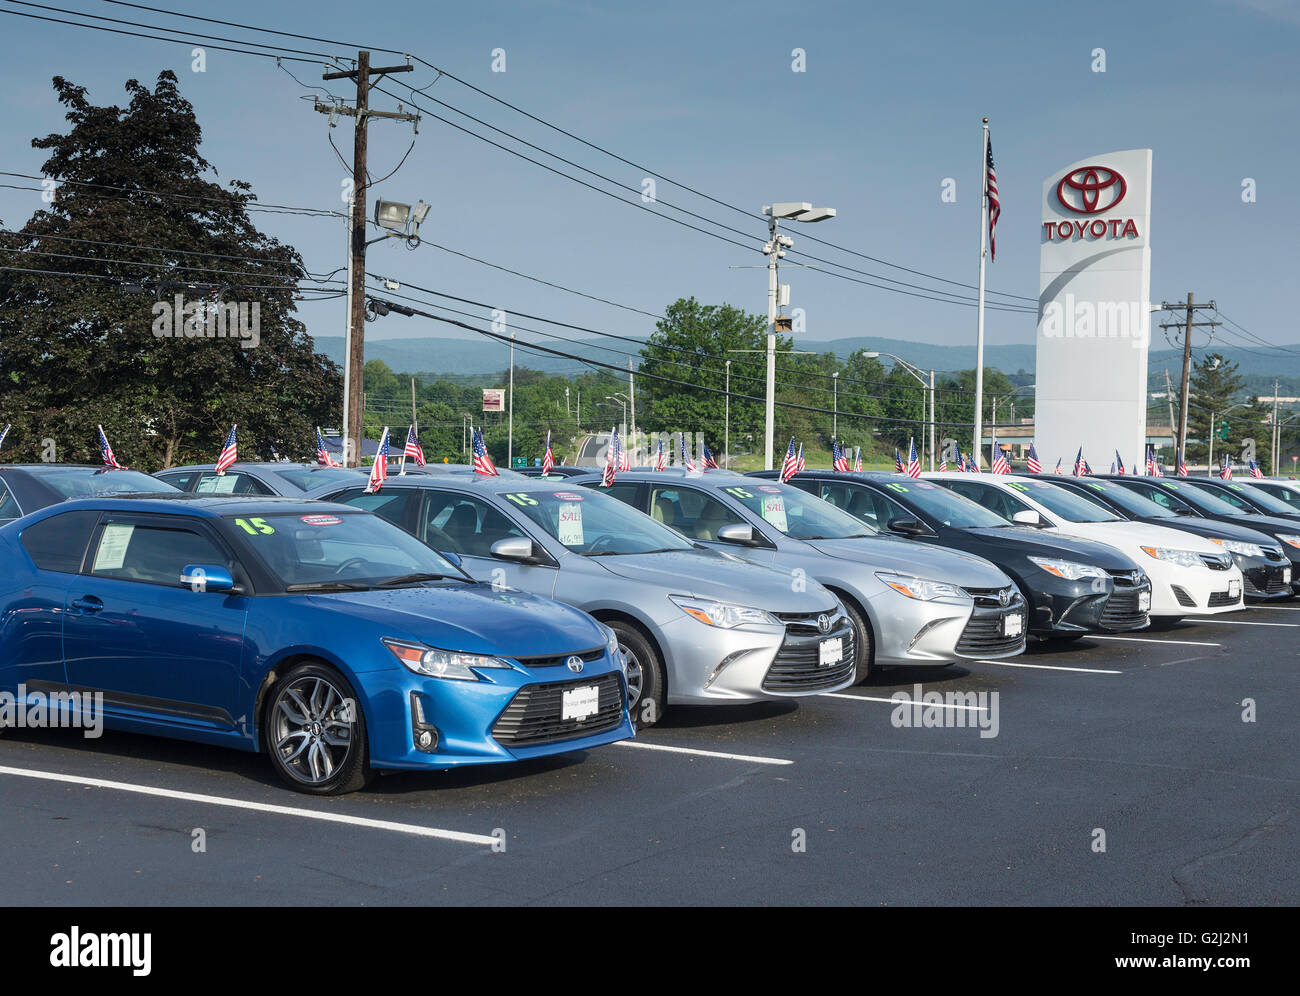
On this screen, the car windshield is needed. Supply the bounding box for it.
[1218,481,1298,516]
[1005,479,1122,522]
[277,467,368,491]
[499,487,694,556]
[718,482,876,539]
[1075,479,1177,517]
[226,510,465,589]
[24,467,180,498]
[868,479,1009,528]
[1155,481,1242,515]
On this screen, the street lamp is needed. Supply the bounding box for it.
[759,201,837,470]
[832,371,839,440]
[864,352,936,472]
[724,360,731,470]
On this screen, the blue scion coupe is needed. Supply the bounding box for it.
[0,495,633,793]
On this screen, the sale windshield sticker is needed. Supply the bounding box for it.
[558,502,584,545]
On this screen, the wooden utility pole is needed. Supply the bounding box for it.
[1159,294,1219,462]
[319,52,417,465]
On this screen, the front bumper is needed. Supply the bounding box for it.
[1144,557,1245,616]
[1238,552,1292,600]
[1024,571,1150,635]
[866,584,1024,665]
[361,651,635,771]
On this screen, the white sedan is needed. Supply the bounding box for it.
[924,473,1245,621]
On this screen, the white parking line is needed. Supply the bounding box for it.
[612,741,793,765]
[1246,605,1300,610]
[821,692,986,712]
[1088,635,1222,647]
[1185,618,1299,628]
[976,659,1122,675]
[0,765,497,845]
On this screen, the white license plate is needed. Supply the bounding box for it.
[1003,614,1023,637]
[1284,568,1292,584]
[562,685,600,721]
[819,637,843,667]
[1138,591,1151,612]
[1229,579,1242,598]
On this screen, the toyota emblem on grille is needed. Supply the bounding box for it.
[817,614,832,634]
[566,656,584,673]
[998,588,1010,607]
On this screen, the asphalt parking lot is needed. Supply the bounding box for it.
[2,604,1297,907]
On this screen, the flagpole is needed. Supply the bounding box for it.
[973,117,990,463]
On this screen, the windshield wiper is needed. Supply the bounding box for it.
[374,572,463,586]
[285,580,373,592]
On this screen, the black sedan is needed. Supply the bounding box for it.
[751,469,1151,641]
[0,464,180,524]
[1041,476,1291,600]
[1098,475,1300,590]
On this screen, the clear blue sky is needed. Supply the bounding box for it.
[1,0,1296,369]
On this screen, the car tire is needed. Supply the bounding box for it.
[264,662,374,795]
[841,599,873,683]
[609,622,664,729]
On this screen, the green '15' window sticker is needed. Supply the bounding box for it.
[234,516,275,535]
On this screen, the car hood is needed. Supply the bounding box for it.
[1072,519,1224,553]
[1209,511,1300,536]
[305,583,607,658]
[1139,515,1282,548]
[963,526,1139,569]
[804,536,1010,587]
[590,549,835,613]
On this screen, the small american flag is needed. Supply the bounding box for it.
[367,427,391,493]
[1220,456,1233,481]
[618,437,631,471]
[98,425,123,469]
[403,425,426,467]
[907,438,922,478]
[679,434,696,473]
[602,426,619,486]
[1177,448,1187,477]
[1115,451,1126,476]
[1026,443,1041,475]
[833,439,849,473]
[316,427,339,467]
[215,424,238,475]
[895,449,904,474]
[1054,457,1063,475]
[541,430,554,475]
[795,443,805,473]
[0,423,9,452]
[991,439,1010,475]
[701,441,719,469]
[986,131,1001,261]
[780,437,798,483]
[1073,447,1086,477]
[1146,445,1159,477]
[853,446,862,472]
[1249,459,1263,478]
[654,437,667,471]
[957,449,968,472]
[472,428,499,477]
[939,457,948,472]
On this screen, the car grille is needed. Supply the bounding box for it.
[491,673,624,747]
[513,647,605,668]
[1263,547,1286,563]
[1170,585,1198,608]
[1100,582,1150,629]
[955,588,1025,656]
[1200,553,1232,570]
[762,621,855,692]
[774,609,842,635]
[1207,590,1242,608]
[962,585,1017,608]
[1243,566,1290,597]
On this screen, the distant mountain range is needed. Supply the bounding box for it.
[310,334,1300,396]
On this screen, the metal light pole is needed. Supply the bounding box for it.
[864,351,933,469]
[724,360,731,470]
[507,330,515,467]
[832,371,839,440]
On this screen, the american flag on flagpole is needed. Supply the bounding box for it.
[1177,448,1187,477]
[780,437,798,483]
[906,438,922,478]
[541,430,554,475]
[403,425,426,467]
[316,427,339,467]
[833,439,849,473]
[1026,443,1042,475]
[618,434,631,471]
[1146,445,1159,477]
[939,456,948,472]
[895,449,904,473]
[654,437,667,471]
[679,434,696,473]
[1115,450,1126,476]
[853,446,862,472]
[1054,457,1063,475]
[1073,447,1086,477]
[701,441,719,469]
[1249,459,1263,478]
[1220,456,1233,480]
[795,443,805,473]
[472,428,499,477]
[367,428,391,493]
[215,424,238,475]
[98,425,123,469]
[991,438,1010,475]
[986,131,1001,261]
[602,426,619,486]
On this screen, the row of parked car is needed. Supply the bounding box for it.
[2,457,1297,794]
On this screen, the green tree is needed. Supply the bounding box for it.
[0,72,340,468]
[1186,353,1272,471]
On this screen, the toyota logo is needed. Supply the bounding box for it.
[566,656,584,673]
[1056,166,1127,214]
[998,588,1011,607]
[817,614,832,634]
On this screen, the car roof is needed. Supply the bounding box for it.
[20,494,357,518]
[156,462,323,474]
[569,468,745,484]
[306,473,572,496]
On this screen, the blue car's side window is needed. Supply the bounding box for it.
[20,510,100,573]
[89,522,231,587]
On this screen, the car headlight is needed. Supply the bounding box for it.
[1027,556,1109,581]
[1277,533,1300,550]
[382,638,514,680]
[875,571,969,601]
[1211,538,1264,558]
[1140,546,1205,568]
[669,595,779,629]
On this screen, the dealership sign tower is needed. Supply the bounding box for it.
[1034,150,1153,469]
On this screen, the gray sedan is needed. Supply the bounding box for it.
[571,469,1027,675]
[305,472,857,726]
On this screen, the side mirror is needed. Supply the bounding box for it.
[715,523,757,546]
[180,564,237,593]
[490,536,538,562]
[1011,510,1042,526]
[888,517,929,537]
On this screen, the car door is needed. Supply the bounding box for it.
[61,512,249,730]
[417,488,558,596]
